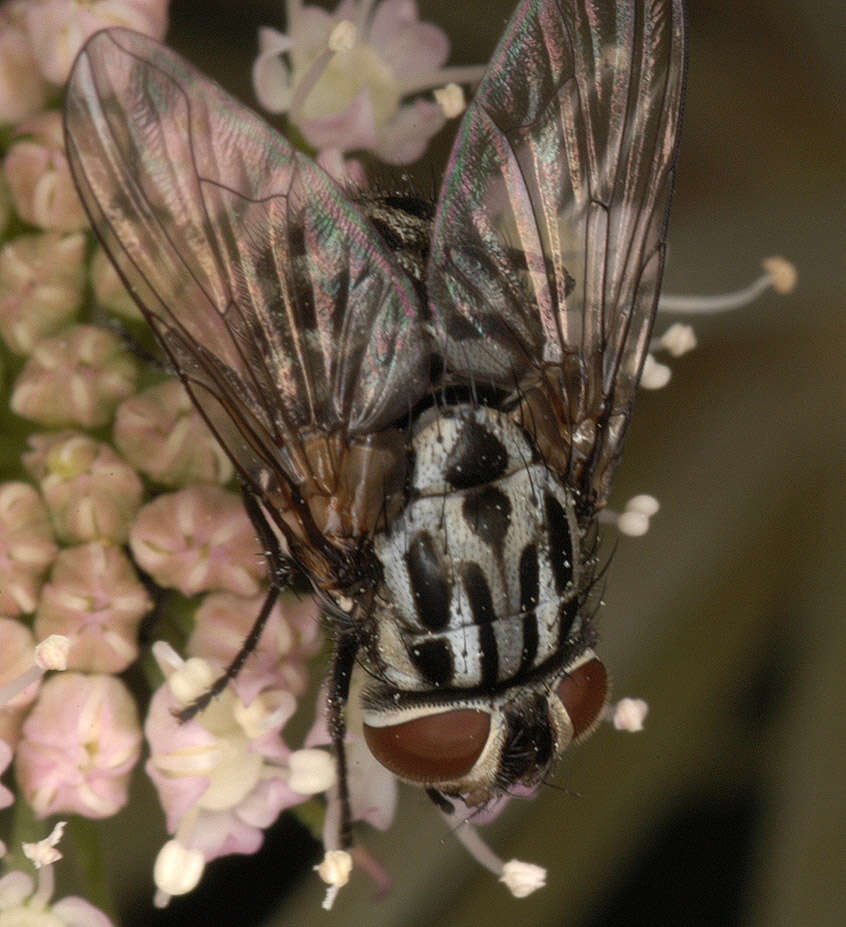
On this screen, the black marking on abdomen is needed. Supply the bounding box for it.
[545,493,573,593]
[461,562,499,691]
[462,486,511,551]
[461,562,496,624]
[444,420,508,489]
[409,639,453,687]
[406,531,451,631]
[519,544,539,671]
[558,596,580,646]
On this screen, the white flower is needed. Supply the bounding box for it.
[253,0,486,164]
[145,643,335,905]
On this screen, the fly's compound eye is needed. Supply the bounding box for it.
[363,709,491,783]
[557,657,609,741]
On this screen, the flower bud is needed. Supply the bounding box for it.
[11,325,137,427]
[114,381,233,487]
[0,481,57,616]
[16,672,142,818]
[130,486,264,597]
[35,541,152,673]
[24,431,143,544]
[0,232,86,354]
[3,111,87,231]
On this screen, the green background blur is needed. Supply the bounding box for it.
[76,1,845,924]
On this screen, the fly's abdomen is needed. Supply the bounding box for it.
[371,406,586,693]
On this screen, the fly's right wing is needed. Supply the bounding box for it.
[427,0,687,509]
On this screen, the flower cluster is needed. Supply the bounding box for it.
[0,0,487,914]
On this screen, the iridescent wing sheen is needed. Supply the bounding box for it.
[427,0,687,509]
[64,28,429,535]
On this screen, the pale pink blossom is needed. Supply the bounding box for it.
[130,485,265,597]
[114,380,233,487]
[145,643,334,903]
[34,541,151,673]
[0,618,38,706]
[90,245,142,321]
[0,869,114,926]
[315,147,367,186]
[0,2,49,125]
[23,431,143,544]
[187,591,322,704]
[0,616,39,744]
[0,481,57,616]
[10,324,137,427]
[0,231,86,355]
[23,0,169,86]
[15,672,142,818]
[253,0,485,164]
[3,110,87,231]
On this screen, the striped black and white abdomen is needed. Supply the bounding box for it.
[369,405,592,694]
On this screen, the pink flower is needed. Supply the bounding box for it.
[34,541,152,673]
[10,324,138,427]
[0,2,49,125]
[0,232,86,355]
[3,111,87,231]
[15,672,142,818]
[114,380,233,487]
[145,643,334,902]
[253,0,485,164]
[187,590,322,704]
[0,616,39,745]
[129,486,265,597]
[24,431,144,544]
[0,481,57,616]
[23,0,169,86]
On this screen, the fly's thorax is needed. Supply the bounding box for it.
[369,405,595,693]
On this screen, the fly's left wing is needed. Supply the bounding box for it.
[65,29,430,563]
[427,0,687,510]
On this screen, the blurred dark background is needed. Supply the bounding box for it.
[101,1,845,924]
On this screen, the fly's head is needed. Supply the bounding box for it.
[360,649,609,807]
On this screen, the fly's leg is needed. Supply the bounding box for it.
[178,487,297,722]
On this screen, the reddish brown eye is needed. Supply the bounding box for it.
[363,709,491,783]
[557,657,609,741]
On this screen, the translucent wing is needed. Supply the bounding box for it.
[427,0,686,508]
[65,29,429,551]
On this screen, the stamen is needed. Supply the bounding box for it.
[659,257,797,314]
[600,495,660,537]
[153,839,205,907]
[641,355,671,389]
[0,635,69,708]
[434,83,465,118]
[443,813,546,898]
[652,322,697,357]
[328,21,357,53]
[289,19,357,124]
[315,849,353,910]
[605,697,649,732]
[398,65,487,97]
